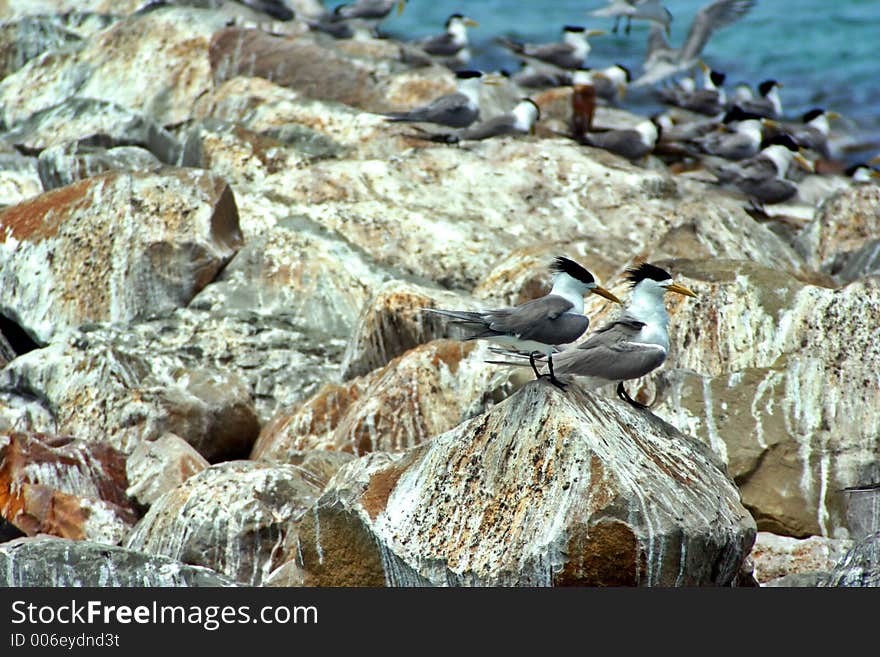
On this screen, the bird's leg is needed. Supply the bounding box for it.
[617,382,647,409]
[625,17,632,35]
[547,354,567,390]
[612,17,620,34]
[528,352,542,379]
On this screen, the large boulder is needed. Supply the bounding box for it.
[0,431,138,544]
[0,535,234,586]
[295,383,756,586]
[0,168,242,344]
[125,460,322,586]
[823,530,880,587]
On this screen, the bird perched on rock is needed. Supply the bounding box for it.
[381,70,500,129]
[497,25,605,72]
[579,117,660,161]
[327,0,405,27]
[426,256,622,388]
[491,262,697,407]
[304,16,376,39]
[693,105,771,160]
[633,0,754,86]
[708,133,814,204]
[408,97,541,144]
[591,0,673,36]
[656,61,726,116]
[784,108,840,159]
[410,13,478,69]
[569,65,631,105]
[738,79,784,119]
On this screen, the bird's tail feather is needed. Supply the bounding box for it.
[421,307,488,325]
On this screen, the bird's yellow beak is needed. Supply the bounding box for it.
[587,29,606,37]
[826,111,841,120]
[794,153,815,172]
[464,18,479,27]
[870,154,880,166]
[590,286,623,304]
[761,118,780,129]
[396,1,405,16]
[482,73,505,86]
[617,82,627,100]
[697,60,709,73]
[665,282,697,298]
[871,169,880,179]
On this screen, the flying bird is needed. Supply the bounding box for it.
[425,256,622,388]
[591,0,673,35]
[633,0,755,86]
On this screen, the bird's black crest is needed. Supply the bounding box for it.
[549,256,595,285]
[761,134,799,151]
[802,108,825,123]
[563,25,586,32]
[722,105,764,124]
[844,163,869,177]
[615,63,632,82]
[625,262,671,286]
[758,79,780,96]
[455,70,482,79]
[710,70,726,87]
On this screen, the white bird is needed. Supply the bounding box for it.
[411,13,479,68]
[381,70,500,128]
[694,106,770,160]
[426,256,622,387]
[633,0,755,87]
[492,262,697,406]
[570,64,632,104]
[591,0,672,36]
[579,118,660,160]
[497,25,606,72]
[411,97,542,144]
[738,79,784,119]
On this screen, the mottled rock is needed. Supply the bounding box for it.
[253,340,520,460]
[263,559,306,587]
[750,531,852,585]
[641,260,880,537]
[37,143,163,190]
[823,531,880,587]
[844,485,880,540]
[0,432,138,544]
[125,433,209,507]
[125,460,322,586]
[296,383,755,586]
[339,280,483,380]
[256,449,355,486]
[0,535,234,586]
[0,168,242,343]
[0,17,82,78]
[3,98,182,163]
[0,329,260,459]
[796,185,880,283]
[0,7,226,128]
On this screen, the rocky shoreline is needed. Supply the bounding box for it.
[0,0,878,587]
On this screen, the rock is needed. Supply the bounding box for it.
[0,535,235,586]
[295,383,756,586]
[0,329,260,459]
[125,460,322,585]
[0,168,242,344]
[0,152,42,208]
[0,516,25,543]
[0,432,138,544]
[252,340,520,461]
[750,531,852,585]
[263,559,306,587]
[843,484,880,540]
[125,433,209,507]
[256,449,355,486]
[37,143,163,190]
[339,280,483,380]
[641,260,880,537]
[2,97,183,162]
[796,185,880,283]
[0,3,142,22]
[0,7,227,129]
[0,17,83,79]
[763,572,826,587]
[823,530,880,587]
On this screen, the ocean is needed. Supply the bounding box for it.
[377,0,880,161]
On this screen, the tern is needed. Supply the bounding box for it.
[710,134,815,204]
[633,0,755,87]
[497,25,605,72]
[738,79,784,119]
[657,61,726,116]
[591,0,673,36]
[328,0,405,26]
[570,65,631,104]
[579,118,660,161]
[409,97,541,144]
[786,108,840,159]
[426,256,622,387]
[382,70,500,128]
[411,14,478,68]
[694,106,771,160]
[491,262,696,407]
[305,17,376,39]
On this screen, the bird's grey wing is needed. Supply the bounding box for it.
[458,114,519,140]
[385,92,468,123]
[524,42,575,62]
[645,22,670,59]
[681,0,755,61]
[553,319,667,379]
[485,295,588,345]
[417,32,459,56]
[584,129,649,159]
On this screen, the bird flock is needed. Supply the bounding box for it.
[237,0,879,405]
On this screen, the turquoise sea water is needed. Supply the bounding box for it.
[376,0,880,159]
